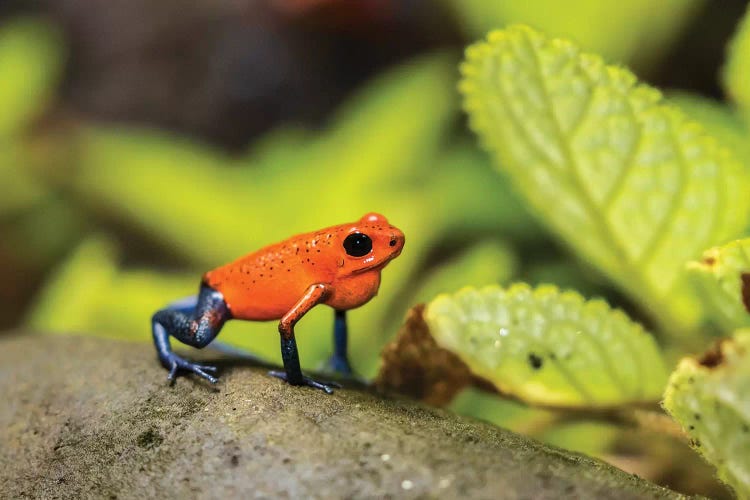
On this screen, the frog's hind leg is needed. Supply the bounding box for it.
[151,284,231,384]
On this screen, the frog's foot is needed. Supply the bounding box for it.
[324,355,354,376]
[268,370,342,394]
[162,353,219,384]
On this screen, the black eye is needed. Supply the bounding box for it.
[343,233,372,257]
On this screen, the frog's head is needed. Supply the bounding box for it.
[336,213,404,276]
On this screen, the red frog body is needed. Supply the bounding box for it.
[203,213,403,320]
[151,213,405,393]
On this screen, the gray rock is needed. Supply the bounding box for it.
[0,335,686,499]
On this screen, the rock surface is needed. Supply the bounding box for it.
[0,335,686,499]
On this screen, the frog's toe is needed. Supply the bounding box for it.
[268,370,341,394]
[163,353,219,384]
[303,376,341,394]
[268,369,292,386]
[192,366,219,384]
[167,362,180,383]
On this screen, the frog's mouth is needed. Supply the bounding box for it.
[352,262,385,274]
[352,252,400,274]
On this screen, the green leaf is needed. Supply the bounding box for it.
[669,92,750,166]
[27,236,121,333]
[0,17,64,214]
[0,140,47,214]
[4,197,84,267]
[723,2,750,123]
[411,240,518,305]
[445,0,703,69]
[688,239,750,332]
[0,17,63,137]
[426,143,541,242]
[424,284,668,408]
[383,240,517,342]
[522,257,610,299]
[450,388,619,457]
[663,330,750,498]
[66,52,457,266]
[27,236,199,342]
[460,25,750,334]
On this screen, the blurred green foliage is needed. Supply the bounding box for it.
[0,18,63,214]
[0,17,62,137]
[724,1,750,125]
[445,0,704,70]
[0,1,743,496]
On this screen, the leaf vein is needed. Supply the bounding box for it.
[634,117,689,277]
[518,31,638,277]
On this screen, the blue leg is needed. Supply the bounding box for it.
[327,309,353,375]
[268,335,342,394]
[151,284,230,384]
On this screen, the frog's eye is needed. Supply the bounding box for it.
[343,232,372,257]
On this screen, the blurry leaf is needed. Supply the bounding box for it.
[688,239,750,332]
[663,330,750,498]
[426,284,667,408]
[460,26,750,335]
[449,386,558,436]
[541,420,619,458]
[241,125,314,175]
[446,0,703,70]
[426,143,541,242]
[0,17,63,137]
[0,141,47,214]
[723,2,750,123]
[411,240,517,305]
[522,256,610,299]
[3,196,84,267]
[70,128,254,265]
[27,235,200,342]
[27,236,120,333]
[451,387,620,467]
[378,284,668,408]
[311,52,459,182]
[69,52,457,266]
[0,17,63,214]
[669,92,750,165]
[93,271,200,340]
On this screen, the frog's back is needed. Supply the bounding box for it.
[203,227,342,321]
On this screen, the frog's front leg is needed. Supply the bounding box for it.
[268,284,341,394]
[151,284,230,384]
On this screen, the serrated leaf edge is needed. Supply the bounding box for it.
[460,25,749,334]
[426,283,666,408]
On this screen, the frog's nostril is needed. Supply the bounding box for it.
[389,237,397,247]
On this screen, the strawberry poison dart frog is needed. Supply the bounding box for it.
[151,213,405,393]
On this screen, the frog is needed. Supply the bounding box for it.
[151,213,405,394]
